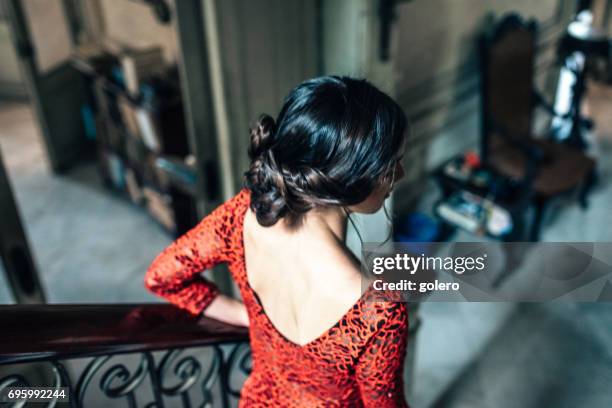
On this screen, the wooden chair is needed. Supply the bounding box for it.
[478,13,596,241]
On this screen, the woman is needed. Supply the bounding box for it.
[145,76,409,407]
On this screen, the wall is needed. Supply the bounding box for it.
[0,1,24,100]
[592,0,611,29]
[213,0,320,194]
[89,0,179,62]
[22,0,73,74]
[1,0,79,100]
[0,20,24,99]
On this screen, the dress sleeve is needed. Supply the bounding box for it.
[355,303,409,408]
[144,198,235,315]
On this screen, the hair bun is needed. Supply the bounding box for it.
[245,113,287,226]
[248,114,276,159]
[245,76,407,229]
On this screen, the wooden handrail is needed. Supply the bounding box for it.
[0,304,249,365]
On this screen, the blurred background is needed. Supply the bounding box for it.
[1,0,612,407]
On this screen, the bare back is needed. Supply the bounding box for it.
[242,207,364,347]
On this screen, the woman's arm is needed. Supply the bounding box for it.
[355,303,409,407]
[144,197,246,326]
[203,294,249,327]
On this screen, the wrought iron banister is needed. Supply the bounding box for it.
[0,304,251,407]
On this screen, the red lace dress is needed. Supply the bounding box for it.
[145,189,409,407]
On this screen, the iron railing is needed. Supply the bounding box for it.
[0,304,251,407]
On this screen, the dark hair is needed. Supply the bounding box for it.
[244,76,407,227]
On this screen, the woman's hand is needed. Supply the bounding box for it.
[202,294,250,327]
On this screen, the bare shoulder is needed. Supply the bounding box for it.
[307,240,364,300]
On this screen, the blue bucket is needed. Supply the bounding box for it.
[394,213,440,255]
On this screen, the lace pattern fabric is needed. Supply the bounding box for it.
[145,189,409,407]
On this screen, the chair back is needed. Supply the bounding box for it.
[479,14,537,162]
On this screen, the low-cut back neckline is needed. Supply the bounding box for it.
[238,191,369,349]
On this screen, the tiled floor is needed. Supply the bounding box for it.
[1,80,612,407]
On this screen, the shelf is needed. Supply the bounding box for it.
[74,49,196,237]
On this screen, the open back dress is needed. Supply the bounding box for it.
[145,189,409,407]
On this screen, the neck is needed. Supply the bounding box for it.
[289,206,349,243]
